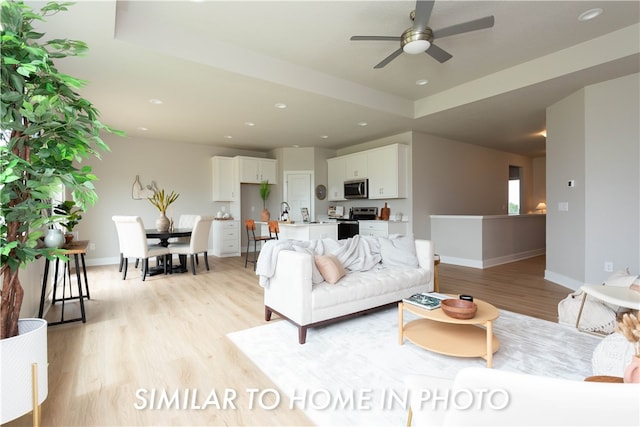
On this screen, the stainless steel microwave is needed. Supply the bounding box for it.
[344,179,368,199]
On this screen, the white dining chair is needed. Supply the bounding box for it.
[112,216,170,281]
[168,215,214,275]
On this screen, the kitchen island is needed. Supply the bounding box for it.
[259,221,337,241]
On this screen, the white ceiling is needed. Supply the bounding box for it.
[30,0,640,157]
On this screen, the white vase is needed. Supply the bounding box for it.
[44,229,65,248]
[156,213,170,232]
[0,318,48,424]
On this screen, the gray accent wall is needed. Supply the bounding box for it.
[546,73,639,288]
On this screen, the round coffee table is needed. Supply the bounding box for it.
[398,297,500,368]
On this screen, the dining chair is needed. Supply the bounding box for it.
[168,215,214,275]
[112,216,170,281]
[174,213,199,262]
[244,219,277,270]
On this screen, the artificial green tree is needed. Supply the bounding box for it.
[1,0,122,338]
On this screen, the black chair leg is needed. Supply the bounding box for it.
[141,258,147,281]
[203,252,210,271]
[190,254,196,275]
[244,245,250,268]
[122,258,128,280]
[253,241,258,271]
[119,253,124,272]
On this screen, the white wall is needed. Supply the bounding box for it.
[411,131,535,239]
[546,73,639,289]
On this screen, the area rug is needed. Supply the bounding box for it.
[227,308,602,426]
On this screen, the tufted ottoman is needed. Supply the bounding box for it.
[592,332,635,376]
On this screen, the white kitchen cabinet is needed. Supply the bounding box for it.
[211,156,238,201]
[344,152,368,179]
[212,220,240,257]
[327,156,346,201]
[367,144,408,199]
[236,156,277,184]
[358,220,407,237]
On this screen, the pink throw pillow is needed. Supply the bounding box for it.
[314,254,346,284]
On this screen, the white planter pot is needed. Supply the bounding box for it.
[0,318,48,424]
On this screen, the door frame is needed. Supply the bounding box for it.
[283,170,314,222]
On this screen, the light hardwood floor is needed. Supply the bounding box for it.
[8,255,571,426]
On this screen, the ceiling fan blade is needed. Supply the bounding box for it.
[426,43,453,63]
[351,36,402,41]
[413,0,435,31]
[374,47,404,69]
[432,15,494,39]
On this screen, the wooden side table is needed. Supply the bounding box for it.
[434,254,440,292]
[38,240,90,325]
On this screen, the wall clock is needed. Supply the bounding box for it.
[315,184,327,200]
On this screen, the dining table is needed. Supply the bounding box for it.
[145,228,192,247]
[145,228,192,274]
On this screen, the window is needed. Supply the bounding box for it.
[508,166,521,215]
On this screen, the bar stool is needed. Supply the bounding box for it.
[244,219,277,270]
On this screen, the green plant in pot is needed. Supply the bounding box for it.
[259,180,271,221]
[1,0,122,341]
[53,200,83,242]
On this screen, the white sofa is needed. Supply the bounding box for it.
[263,238,435,344]
[405,367,640,426]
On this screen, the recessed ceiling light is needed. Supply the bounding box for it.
[274,103,287,109]
[244,121,256,127]
[149,98,163,105]
[138,127,148,131]
[320,135,329,139]
[357,122,368,127]
[292,145,300,148]
[578,8,603,21]
[416,79,429,86]
[224,135,233,139]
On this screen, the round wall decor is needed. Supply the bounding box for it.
[315,184,327,200]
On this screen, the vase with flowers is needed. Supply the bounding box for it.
[615,311,640,383]
[148,189,179,231]
[259,180,271,221]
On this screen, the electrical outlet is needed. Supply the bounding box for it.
[604,261,613,272]
[89,243,95,251]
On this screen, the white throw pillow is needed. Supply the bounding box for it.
[603,268,638,288]
[379,234,418,268]
[293,246,324,284]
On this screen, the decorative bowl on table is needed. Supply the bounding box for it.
[441,298,477,319]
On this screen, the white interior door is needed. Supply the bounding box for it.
[284,172,312,222]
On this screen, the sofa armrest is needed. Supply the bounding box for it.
[263,249,314,326]
[415,239,434,271]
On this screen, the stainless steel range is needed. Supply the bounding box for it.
[337,207,378,240]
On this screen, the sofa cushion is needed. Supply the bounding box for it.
[312,266,431,310]
[315,254,346,284]
[379,234,418,268]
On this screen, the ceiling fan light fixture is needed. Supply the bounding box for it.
[403,39,431,54]
[401,28,433,55]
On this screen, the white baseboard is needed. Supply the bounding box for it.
[544,270,583,291]
[440,249,546,269]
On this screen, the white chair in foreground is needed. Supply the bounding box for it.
[169,215,214,275]
[112,216,170,281]
[404,367,640,426]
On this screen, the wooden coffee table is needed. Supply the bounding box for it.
[398,297,500,368]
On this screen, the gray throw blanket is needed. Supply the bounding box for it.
[256,235,382,288]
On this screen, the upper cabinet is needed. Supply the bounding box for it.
[327,156,346,201]
[344,153,368,179]
[211,156,238,201]
[236,156,277,184]
[368,144,408,199]
[326,143,408,201]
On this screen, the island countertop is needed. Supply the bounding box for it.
[257,221,337,240]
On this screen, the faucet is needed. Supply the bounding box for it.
[280,202,291,221]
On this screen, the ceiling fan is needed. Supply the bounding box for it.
[350,0,494,69]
